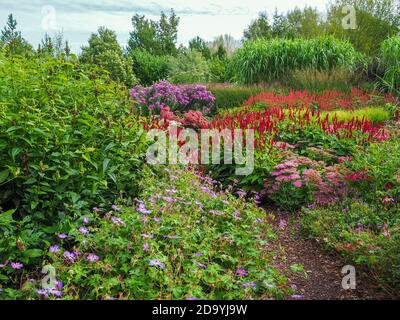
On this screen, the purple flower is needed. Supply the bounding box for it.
[149,259,165,269]
[83,217,90,224]
[111,217,126,227]
[143,243,149,252]
[162,197,176,204]
[78,227,89,235]
[87,254,99,263]
[112,205,121,212]
[163,235,178,239]
[242,282,257,288]
[166,189,178,195]
[141,234,154,239]
[194,253,203,257]
[237,189,247,198]
[0,261,9,268]
[93,207,101,212]
[153,217,162,223]
[63,251,76,263]
[36,289,49,299]
[187,297,200,301]
[235,268,248,278]
[49,245,60,253]
[192,260,207,269]
[58,233,68,239]
[10,262,23,270]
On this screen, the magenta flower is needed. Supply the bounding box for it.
[78,227,89,235]
[111,217,126,227]
[11,262,23,270]
[235,268,248,278]
[0,261,9,268]
[149,259,165,269]
[293,180,303,188]
[242,282,257,288]
[63,251,76,263]
[87,254,99,263]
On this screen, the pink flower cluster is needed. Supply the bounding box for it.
[266,153,349,205]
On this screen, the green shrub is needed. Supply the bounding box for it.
[379,36,400,94]
[129,49,170,85]
[231,36,363,85]
[10,167,289,300]
[346,139,400,208]
[208,85,262,110]
[168,50,210,84]
[302,202,400,292]
[0,54,147,225]
[208,58,228,83]
[321,107,392,124]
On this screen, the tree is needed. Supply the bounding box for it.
[189,36,211,59]
[243,12,272,41]
[168,50,210,84]
[208,34,240,57]
[38,32,68,57]
[128,10,179,56]
[327,0,400,55]
[0,14,32,55]
[80,27,137,87]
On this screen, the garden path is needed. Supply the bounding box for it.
[264,211,390,300]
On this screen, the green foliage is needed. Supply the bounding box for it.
[231,36,363,85]
[129,49,170,85]
[321,107,392,124]
[327,0,400,56]
[243,7,324,42]
[189,36,211,59]
[208,58,229,83]
[208,85,262,109]
[0,54,147,224]
[80,27,137,87]
[379,36,400,94]
[347,139,400,207]
[128,10,179,56]
[302,201,400,291]
[12,167,289,300]
[168,50,210,84]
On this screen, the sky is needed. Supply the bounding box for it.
[0,0,331,52]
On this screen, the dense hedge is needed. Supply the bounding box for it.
[230,36,363,85]
[0,54,147,224]
[208,85,262,110]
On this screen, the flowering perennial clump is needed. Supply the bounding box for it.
[131,80,216,114]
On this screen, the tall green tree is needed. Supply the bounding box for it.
[189,36,211,59]
[327,0,400,55]
[127,10,179,56]
[0,14,32,55]
[80,27,137,87]
[243,12,272,41]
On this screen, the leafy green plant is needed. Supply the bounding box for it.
[0,53,147,225]
[128,49,171,85]
[379,36,400,94]
[12,167,290,300]
[168,50,210,84]
[230,36,363,85]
